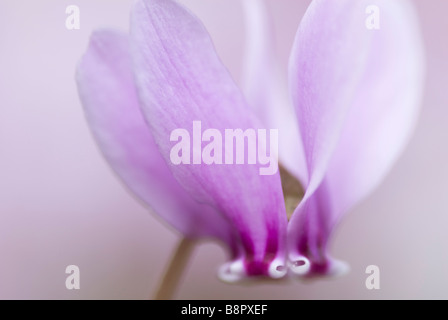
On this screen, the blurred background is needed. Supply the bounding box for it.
[0,0,447,299]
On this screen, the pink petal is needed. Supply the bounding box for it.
[130,0,288,279]
[288,0,425,276]
[76,30,239,253]
[242,0,308,185]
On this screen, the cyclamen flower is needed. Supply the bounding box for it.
[76,0,424,282]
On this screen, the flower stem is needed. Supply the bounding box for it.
[153,237,196,300]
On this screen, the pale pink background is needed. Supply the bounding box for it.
[0,0,447,299]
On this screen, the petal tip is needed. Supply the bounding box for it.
[218,260,246,283]
[327,258,350,278]
[268,258,288,279]
[288,255,311,276]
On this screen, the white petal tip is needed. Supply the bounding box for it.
[288,256,311,276]
[268,259,288,279]
[218,260,246,283]
[328,259,350,278]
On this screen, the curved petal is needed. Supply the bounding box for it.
[288,0,425,276]
[76,30,239,254]
[242,0,308,186]
[130,0,288,280]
